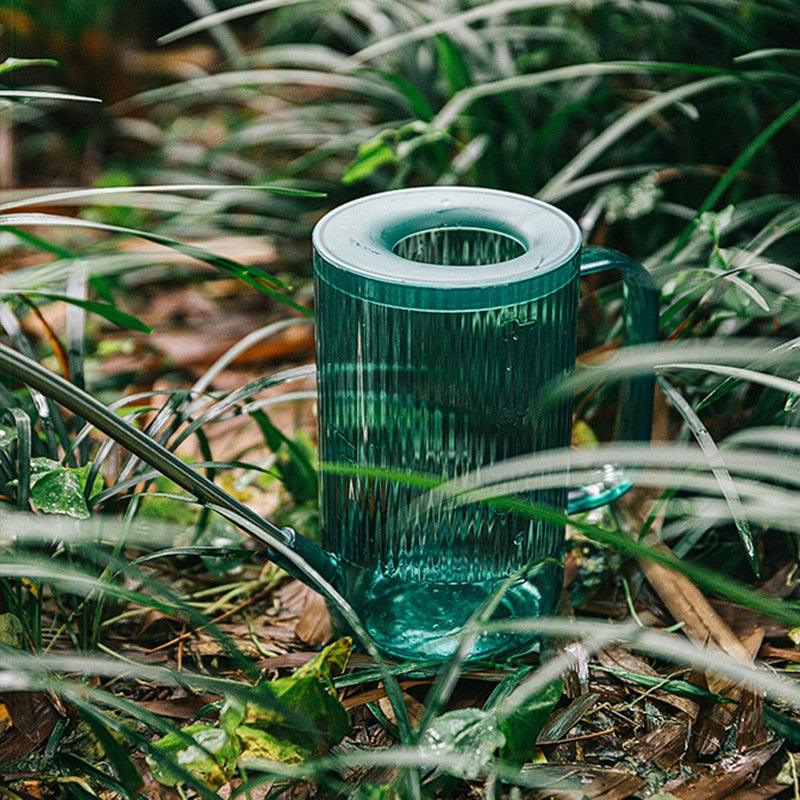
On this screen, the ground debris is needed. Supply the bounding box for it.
[661,739,784,799]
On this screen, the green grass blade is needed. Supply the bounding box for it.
[735,48,800,63]
[433,62,735,131]
[116,70,406,113]
[0,57,59,74]
[6,408,31,511]
[658,375,756,575]
[0,90,101,103]
[322,458,800,626]
[0,212,311,315]
[540,75,736,200]
[77,705,143,798]
[670,96,800,256]
[3,292,152,333]
[0,183,323,211]
[349,0,574,65]
[477,619,800,708]
[182,0,247,68]
[592,665,733,703]
[158,0,317,44]
[0,342,333,580]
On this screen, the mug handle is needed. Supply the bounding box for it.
[566,246,660,514]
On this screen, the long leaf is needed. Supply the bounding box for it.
[158,0,319,44]
[658,376,756,574]
[670,96,800,256]
[0,90,100,103]
[0,183,323,211]
[0,342,331,576]
[0,58,59,74]
[0,212,311,315]
[3,291,152,333]
[433,61,736,131]
[540,75,736,199]
[77,705,143,798]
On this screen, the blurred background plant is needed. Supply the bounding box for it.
[2,0,800,797]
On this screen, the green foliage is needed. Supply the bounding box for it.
[149,638,352,788]
[149,723,239,789]
[25,457,100,519]
[420,676,563,778]
[251,412,318,505]
[423,709,506,778]
[0,57,58,74]
[17,293,152,333]
[78,706,143,798]
[492,676,564,767]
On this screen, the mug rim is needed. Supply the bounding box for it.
[312,186,581,293]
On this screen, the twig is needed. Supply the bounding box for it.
[144,582,277,654]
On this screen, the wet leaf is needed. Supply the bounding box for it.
[423,708,505,778]
[25,458,100,520]
[148,723,239,789]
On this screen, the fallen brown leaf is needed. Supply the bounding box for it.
[663,739,783,799]
[294,586,334,647]
[0,692,61,766]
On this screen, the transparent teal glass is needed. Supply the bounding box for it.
[310,187,658,662]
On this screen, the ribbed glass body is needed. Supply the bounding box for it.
[315,241,580,660]
[305,187,657,661]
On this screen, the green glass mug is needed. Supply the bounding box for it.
[307,187,658,662]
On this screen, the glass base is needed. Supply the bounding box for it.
[354,570,555,663]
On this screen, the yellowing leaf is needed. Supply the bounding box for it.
[237,725,308,763]
[243,637,352,755]
[0,613,23,648]
[148,724,238,789]
[149,638,353,790]
[0,702,13,735]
